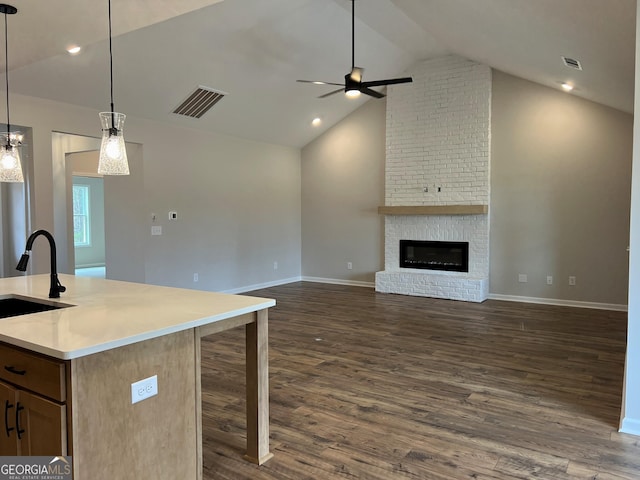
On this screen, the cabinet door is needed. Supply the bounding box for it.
[0,381,18,455]
[16,390,67,456]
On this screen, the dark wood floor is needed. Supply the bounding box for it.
[201,282,638,479]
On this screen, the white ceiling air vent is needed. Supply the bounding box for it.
[172,86,226,119]
[562,56,582,71]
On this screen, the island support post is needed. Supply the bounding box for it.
[196,308,273,472]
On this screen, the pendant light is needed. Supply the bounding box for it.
[98,0,129,175]
[0,4,22,183]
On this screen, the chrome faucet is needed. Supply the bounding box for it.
[16,229,66,298]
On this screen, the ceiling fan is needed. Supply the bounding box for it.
[297,0,413,99]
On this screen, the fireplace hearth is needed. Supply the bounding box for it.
[400,240,469,273]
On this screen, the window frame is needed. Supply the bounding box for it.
[73,184,91,248]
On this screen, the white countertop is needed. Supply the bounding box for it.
[0,274,275,360]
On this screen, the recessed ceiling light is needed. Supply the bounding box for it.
[67,45,81,55]
[311,117,322,127]
[561,82,574,92]
[345,90,361,98]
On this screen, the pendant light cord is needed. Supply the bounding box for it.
[107,0,116,131]
[108,0,114,112]
[4,11,10,145]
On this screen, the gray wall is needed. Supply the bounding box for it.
[143,129,301,292]
[491,70,632,305]
[301,99,385,284]
[72,175,105,268]
[11,92,301,293]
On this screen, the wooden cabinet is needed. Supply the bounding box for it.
[0,343,68,456]
[0,381,18,455]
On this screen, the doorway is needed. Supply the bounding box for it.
[52,131,145,283]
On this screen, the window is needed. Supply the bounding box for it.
[73,185,91,247]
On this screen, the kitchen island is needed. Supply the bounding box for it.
[0,274,275,479]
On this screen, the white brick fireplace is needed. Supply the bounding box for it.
[375,56,491,302]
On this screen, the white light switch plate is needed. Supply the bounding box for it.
[131,375,158,404]
[151,226,162,236]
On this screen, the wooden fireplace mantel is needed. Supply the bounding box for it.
[378,205,488,215]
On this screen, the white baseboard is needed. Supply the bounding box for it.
[221,277,628,312]
[302,276,375,288]
[488,293,627,312]
[221,276,302,294]
[620,417,640,437]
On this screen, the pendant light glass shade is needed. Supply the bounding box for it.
[98,112,129,175]
[0,135,22,182]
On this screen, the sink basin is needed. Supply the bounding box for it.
[0,295,71,319]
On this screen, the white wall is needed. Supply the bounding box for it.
[620,0,640,437]
[10,92,301,293]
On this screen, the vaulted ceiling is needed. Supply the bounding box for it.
[2,0,636,147]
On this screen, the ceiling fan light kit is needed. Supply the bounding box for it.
[297,0,412,99]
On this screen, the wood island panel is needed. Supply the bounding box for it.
[196,313,255,338]
[70,330,198,479]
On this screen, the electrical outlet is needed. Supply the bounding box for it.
[569,276,576,286]
[131,375,158,404]
[273,261,278,270]
[193,273,199,282]
[518,274,527,283]
[546,276,553,285]
[347,262,353,270]
[151,226,162,236]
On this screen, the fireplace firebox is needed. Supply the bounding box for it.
[400,240,469,272]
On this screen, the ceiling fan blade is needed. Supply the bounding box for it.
[349,67,364,83]
[318,88,345,99]
[360,87,385,99]
[297,80,345,87]
[361,77,413,88]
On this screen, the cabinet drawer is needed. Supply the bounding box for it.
[0,344,66,402]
